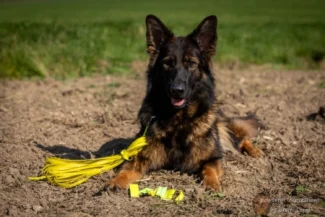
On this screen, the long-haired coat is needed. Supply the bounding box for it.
[108,15,263,191]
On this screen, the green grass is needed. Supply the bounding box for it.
[0,0,325,79]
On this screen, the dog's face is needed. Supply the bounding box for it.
[146,15,217,109]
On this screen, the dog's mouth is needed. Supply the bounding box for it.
[171,97,186,107]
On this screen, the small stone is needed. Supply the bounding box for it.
[32,205,43,212]
[40,199,48,209]
[24,203,32,209]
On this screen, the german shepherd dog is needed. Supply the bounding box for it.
[108,15,263,191]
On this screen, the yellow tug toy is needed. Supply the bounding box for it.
[29,119,184,203]
[29,136,147,188]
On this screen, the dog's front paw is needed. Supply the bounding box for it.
[107,170,143,190]
[107,174,130,190]
[202,175,221,191]
[249,147,264,158]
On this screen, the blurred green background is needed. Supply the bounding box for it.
[0,0,325,79]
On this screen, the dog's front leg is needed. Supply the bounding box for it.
[108,141,167,189]
[107,158,147,189]
[201,159,223,191]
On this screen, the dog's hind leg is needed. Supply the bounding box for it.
[222,114,264,157]
[238,137,262,158]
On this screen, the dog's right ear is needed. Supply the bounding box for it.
[146,15,173,57]
[189,16,217,59]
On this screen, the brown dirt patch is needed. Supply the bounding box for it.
[1,64,325,216]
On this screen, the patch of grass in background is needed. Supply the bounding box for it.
[0,21,145,79]
[0,0,325,79]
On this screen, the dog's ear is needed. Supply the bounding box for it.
[146,15,173,56]
[189,15,217,58]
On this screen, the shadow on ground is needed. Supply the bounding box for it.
[36,138,134,159]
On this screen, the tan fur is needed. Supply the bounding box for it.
[228,117,264,157]
[216,121,237,154]
[108,170,143,189]
[201,160,223,191]
[239,138,262,158]
[229,118,260,139]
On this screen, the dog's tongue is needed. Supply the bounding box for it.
[171,98,185,107]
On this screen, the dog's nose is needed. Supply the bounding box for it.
[170,84,185,96]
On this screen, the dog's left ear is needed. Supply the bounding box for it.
[189,16,217,58]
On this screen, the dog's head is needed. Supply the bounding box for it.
[145,15,217,109]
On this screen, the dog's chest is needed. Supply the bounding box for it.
[157,123,216,172]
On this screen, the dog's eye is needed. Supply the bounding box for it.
[163,58,174,68]
[188,59,198,68]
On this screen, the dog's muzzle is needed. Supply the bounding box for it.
[170,83,186,107]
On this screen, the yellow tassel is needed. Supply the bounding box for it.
[29,136,148,188]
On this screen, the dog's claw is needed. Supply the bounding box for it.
[202,175,221,192]
[250,147,264,158]
[203,181,221,192]
[107,177,129,190]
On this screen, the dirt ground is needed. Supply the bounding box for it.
[1,63,325,217]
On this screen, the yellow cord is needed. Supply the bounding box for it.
[29,136,148,188]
